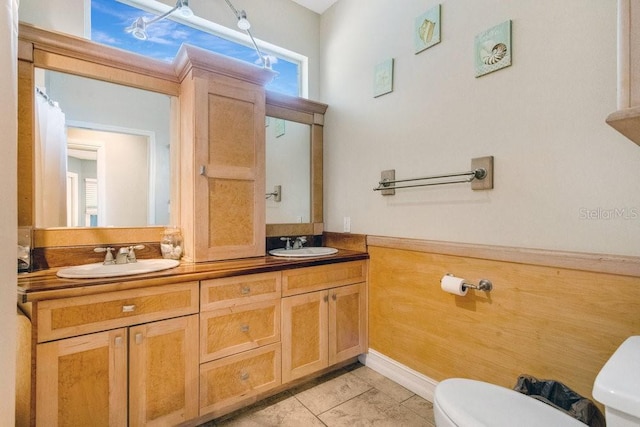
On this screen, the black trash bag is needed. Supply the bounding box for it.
[514,375,606,427]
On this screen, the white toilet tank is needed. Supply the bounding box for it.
[593,336,640,427]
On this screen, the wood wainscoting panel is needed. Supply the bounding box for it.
[324,232,368,252]
[367,243,640,407]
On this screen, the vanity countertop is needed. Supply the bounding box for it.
[17,249,369,303]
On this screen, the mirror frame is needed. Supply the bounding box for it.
[18,23,181,248]
[265,91,327,238]
[18,23,326,249]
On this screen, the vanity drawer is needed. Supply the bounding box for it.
[282,261,367,297]
[200,300,280,362]
[200,343,281,416]
[37,282,199,342]
[201,272,281,311]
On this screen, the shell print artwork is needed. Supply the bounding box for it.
[481,43,507,65]
[474,20,512,77]
[414,4,441,53]
[419,19,436,44]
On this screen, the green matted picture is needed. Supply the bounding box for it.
[373,58,394,98]
[474,20,512,77]
[415,4,441,54]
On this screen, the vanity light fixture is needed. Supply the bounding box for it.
[126,0,270,68]
[126,0,192,40]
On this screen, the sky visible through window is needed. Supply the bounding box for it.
[91,0,300,96]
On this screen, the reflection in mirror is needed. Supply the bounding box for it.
[34,68,173,228]
[265,117,310,224]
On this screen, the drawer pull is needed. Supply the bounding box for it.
[240,325,250,333]
[240,372,250,381]
[135,333,143,345]
[241,286,251,295]
[122,304,136,313]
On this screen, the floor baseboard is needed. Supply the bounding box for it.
[359,349,438,402]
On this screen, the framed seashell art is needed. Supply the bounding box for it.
[373,58,394,98]
[474,20,512,77]
[414,4,441,54]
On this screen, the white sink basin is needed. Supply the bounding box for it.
[57,259,180,279]
[269,247,338,257]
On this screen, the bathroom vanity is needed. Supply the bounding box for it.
[18,253,368,426]
[15,23,352,427]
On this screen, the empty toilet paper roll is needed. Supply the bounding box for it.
[440,275,468,296]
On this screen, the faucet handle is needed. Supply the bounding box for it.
[293,236,307,249]
[94,247,115,265]
[127,244,145,263]
[280,237,292,250]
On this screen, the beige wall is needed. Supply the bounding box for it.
[320,0,640,257]
[1,0,18,424]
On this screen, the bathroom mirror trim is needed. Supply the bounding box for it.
[265,91,327,238]
[18,23,182,242]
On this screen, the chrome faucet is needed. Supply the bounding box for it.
[115,247,130,264]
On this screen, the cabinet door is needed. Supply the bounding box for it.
[281,290,328,382]
[329,283,367,365]
[36,329,128,427]
[185,74,266,262]
[129,315,199,427]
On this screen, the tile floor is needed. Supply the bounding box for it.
[202,363,436,426]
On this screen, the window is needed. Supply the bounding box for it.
[90,0,303,96]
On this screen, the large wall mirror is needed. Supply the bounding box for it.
[265,92,327,238]
[34,69,173,228]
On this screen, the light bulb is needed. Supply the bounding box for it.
[130,17,148,40]
[237,10,251,30]
[177,0,193,17]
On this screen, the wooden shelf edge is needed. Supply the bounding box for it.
[606,106,640,146]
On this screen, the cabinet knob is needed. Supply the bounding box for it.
[240,372,250,381]
[241,286,251,295]
[240,325,250,333]
[323,295,329,302]
[122,304,136,313]
[332,293,337,301]
[135,333,143,345]
[115,336,123,347]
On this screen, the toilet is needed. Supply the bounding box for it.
[434,378,585,427]
[592,336,640,427]
[434,336,640,427]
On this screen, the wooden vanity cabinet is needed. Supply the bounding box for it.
[281,261,367,383]
[199,272,282,417]
[35,282,200,426]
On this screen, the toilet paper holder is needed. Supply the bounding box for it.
[446,274,493,291]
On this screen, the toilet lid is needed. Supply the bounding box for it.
[434,378,585,427]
